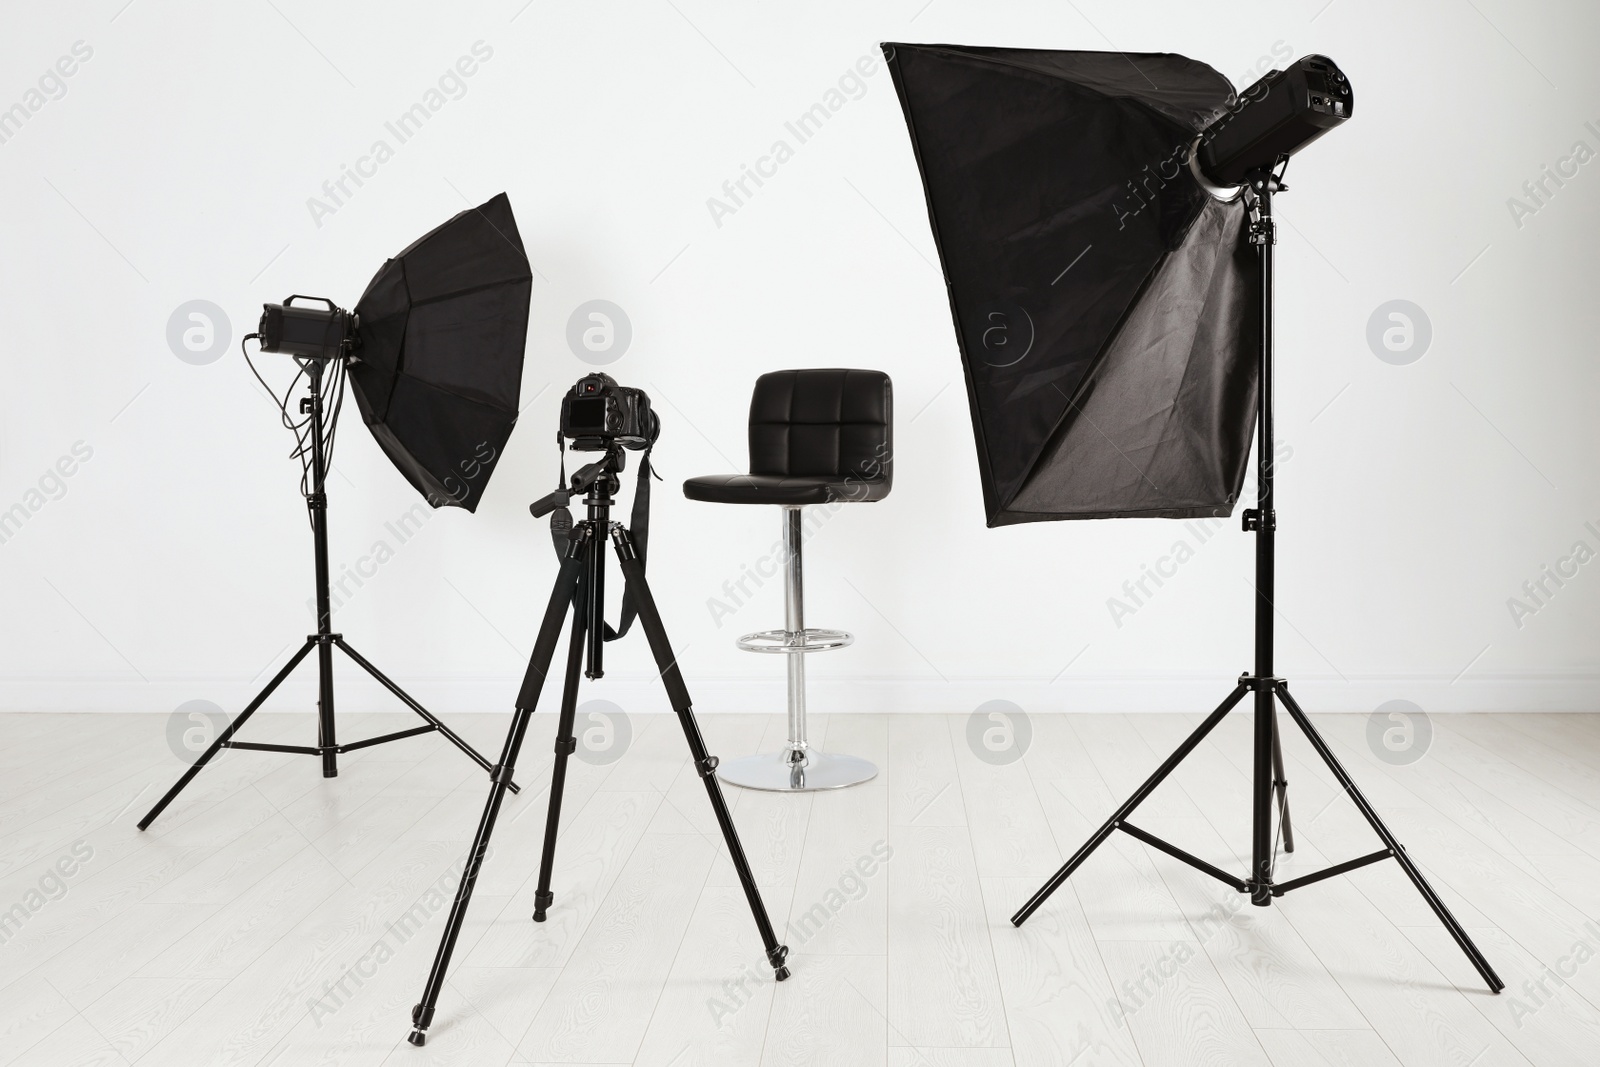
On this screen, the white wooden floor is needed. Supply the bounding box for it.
[3,709,1599,1067]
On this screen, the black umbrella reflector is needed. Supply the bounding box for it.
[884,44,1260,526]
[350,193,532,513]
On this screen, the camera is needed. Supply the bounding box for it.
[560,373,659,452]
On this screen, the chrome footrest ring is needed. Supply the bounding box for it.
[735,628,854,654]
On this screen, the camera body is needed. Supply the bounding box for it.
[560,373,659,452]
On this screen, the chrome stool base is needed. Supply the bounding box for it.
[721,505,877,793]
[718,748,878,792]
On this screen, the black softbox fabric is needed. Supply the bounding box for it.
[350,193,532,513]
[883,44,1260,526]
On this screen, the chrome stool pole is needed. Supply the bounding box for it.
[718,506,878,791]
[783,506,811,765]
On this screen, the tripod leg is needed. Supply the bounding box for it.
[1273,682,1503,993]
[138,638,318,831]
[408,552,584,1047]
[532,605,588,922]
[611,528,790,981]
[1012,681,1252,926]
[1272,712,1294,854]
[334,637,519,795]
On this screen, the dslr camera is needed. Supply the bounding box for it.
[560,373,659,452]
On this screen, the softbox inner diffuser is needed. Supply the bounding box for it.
[883,44,1260,526]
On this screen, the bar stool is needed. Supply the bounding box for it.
[683,368,893,791]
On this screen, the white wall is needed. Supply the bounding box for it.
[1,0,1595,719]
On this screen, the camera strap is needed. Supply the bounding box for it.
[548,432,574,557]
[610,445,654,641]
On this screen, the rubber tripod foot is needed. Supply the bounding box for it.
[533,889,554,923]
[409,1002,432,1044]
[768,943,791,981]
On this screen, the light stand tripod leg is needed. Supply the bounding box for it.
[1012,681,1251,926]
[408,553,584,1047]
[1273,682,1503,993]
[532,604,589,922]
[1272,713,1294,854]
[138,637,318,831]
[612,528,791,980]
[334,637,519,795]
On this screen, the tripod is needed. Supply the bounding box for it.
[138,358,512,831]
[406,445,790,1047]
[1011,169,1503,995]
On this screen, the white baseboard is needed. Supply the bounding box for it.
[3,670,1596,714]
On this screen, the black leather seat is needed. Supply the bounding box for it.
[683,369,892,505]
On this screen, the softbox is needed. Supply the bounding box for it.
[883,44,1260,526]
[350,193,532,512]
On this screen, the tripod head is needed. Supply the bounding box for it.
[527,442,634,681]
[529,445,626,519]
[528,424,656,680]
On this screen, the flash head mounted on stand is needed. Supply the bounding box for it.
[1197,54,1353,189]
[240,190,534,513]
[257,295,356,360]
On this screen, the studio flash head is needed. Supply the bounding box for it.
[1196,54,1354,188]
[257,295,354,360]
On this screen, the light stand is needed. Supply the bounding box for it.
[1010,169,1504,994]
[406,445,790,1046]
[138,356,514,831]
